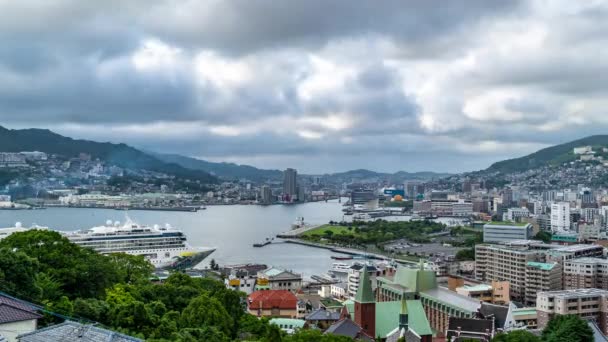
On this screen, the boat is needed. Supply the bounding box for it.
[62,218,215,270]
[330,262,351,274]
[331,255,353,260]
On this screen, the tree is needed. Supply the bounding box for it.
[533,231,552,244]
[108,253,154,284]
[542,315,594,342]
[455,248,475,261]
[0,248,41,300]
[180,294,233,336]
[492,330,540,342]
[285,329,353,341]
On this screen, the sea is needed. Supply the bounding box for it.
[0,200,466,278]
[0,199,349,277]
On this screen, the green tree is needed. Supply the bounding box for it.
[0,248,41,300]
[542,315,594,342]
[533,231,552,243]
[108,253,154,284]
[285,329,353,341]
[455,248,475,261]
[492,330,541,342]
[180,294,233,336]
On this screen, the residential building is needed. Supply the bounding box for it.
[305,307,341,330]
[564,258,608,290]
[248,290,298,318]
[283,168,297,201]
[537,289,608,335]
[260,185,273,205]
[0,153,27,168]
[0,295,42,342]
[551,202,571,232]
[257,267,302,292]
[269,318,306,334]
[483,222,533,243]
[17,321,142,342]
[504,207,530,222]
[524,262,562,306]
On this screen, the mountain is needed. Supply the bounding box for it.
[487,135,608,173]
[321,169,451,183]
[0,126,217,183]
[151,152,283,182]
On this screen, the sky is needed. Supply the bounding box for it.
[1,1,608,174]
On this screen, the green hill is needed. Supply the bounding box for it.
[0,126,217,183]
[487,135,608,173]
[151,152,283,182]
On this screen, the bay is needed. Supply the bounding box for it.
[0,199,348,277]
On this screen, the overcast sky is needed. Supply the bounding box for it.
[1,1,607,173]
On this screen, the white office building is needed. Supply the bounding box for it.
[551,202,571,232]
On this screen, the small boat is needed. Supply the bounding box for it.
[331,255,353,260]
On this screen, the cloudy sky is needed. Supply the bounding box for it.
[1,1,607,173]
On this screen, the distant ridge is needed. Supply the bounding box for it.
[0,126,217,183]
[153,153,450,182]
[487,135,608,173]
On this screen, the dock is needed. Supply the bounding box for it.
[253,238,274,247]
[276,224,321,238]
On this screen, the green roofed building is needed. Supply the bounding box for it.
[524,261,562,306]
[375,262,481,337]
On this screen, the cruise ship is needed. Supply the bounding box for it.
[62,219,215,270]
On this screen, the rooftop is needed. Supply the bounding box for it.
[17,321,143,342]
[527,261,557,271]
[512,309,537,317]
[421,287,481,314]
[248,290,298,310]
[538,288,608,299]
[459,284,492,292]
[485,221,530,227]
[565,257,608,265]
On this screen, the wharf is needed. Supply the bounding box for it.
[276,224,321,238]
[282,239,419,266]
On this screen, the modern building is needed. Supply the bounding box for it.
[564,258,608,290]
[476,242,604,302]
[0,153,27,168]
[504,207,530,222]
[537,289,608,335]
[350,190,378,210]
[283,168,297,201]
[260,185,273,205]
[551,202,571,232]
[524,262,562,306]
[483,222,533,243]
[248,290,298,318]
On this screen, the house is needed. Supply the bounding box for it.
[248,290,298,318]
[305,307,341,330]
[324,318,374,341]
[256,267,302,292]
[269,318,306,334]
[17,321,142,342]
[0,294,42,342]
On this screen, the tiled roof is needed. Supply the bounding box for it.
[248,290,297,310]
[325,318,362,338]
[17,321,143,342]
[0,294,38,313]
[479,302,509,330]
[305,308,341,321]
[0,304,41,324]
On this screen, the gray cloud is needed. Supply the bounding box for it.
[0,1,607,173]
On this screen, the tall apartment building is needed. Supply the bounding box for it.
[525,262,562,306]
[283,168,297,200]
[551,202,571,232]
[504,207,531,222]
[259,185,273,205]
[475,242,603,302]
[537,289,608,335]
[564,258,608,290]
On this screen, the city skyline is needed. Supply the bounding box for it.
[2,2,608,174]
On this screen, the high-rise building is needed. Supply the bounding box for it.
[551,202,571,232]
[283,168,297,201]
[260,185,273,205]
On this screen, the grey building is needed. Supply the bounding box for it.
[283,168,297,200]
[483,222,533,243]
[260,185,273,204]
